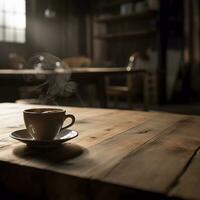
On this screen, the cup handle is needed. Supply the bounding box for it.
[61,114,75,131]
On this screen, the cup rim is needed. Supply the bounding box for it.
[23,108,65,114]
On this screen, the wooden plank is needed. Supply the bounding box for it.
[0,103,115,129]
[169,149,200,200]
[0,103,118,143]
[73,113,186,178]
[0,68,145,75]
[95,11,156,23]
[95,29,156,39]
[102,117,200,197]
[97,0,132,9]
[73,110,157,146]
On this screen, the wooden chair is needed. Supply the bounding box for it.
[9,53,25,69]
[143,70,159,110]
[106,72,144,108]
[106,70,158,110]
[106,52,153,109]
[62,56,91,68]
[8,54,36,105]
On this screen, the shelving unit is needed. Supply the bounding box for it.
[95,10,157,23]
[94,29,156,39]
[97,0,141,10]
[91,0,159,65]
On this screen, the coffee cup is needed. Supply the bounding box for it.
[23,108,75,141]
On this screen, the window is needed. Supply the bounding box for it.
[0,0,26,43]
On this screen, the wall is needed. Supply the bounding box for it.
[27,0,66,58]
[27,0,89,59]
[0,0,90,68]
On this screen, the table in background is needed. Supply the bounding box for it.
[0,103,200,199]
[0,68,146,108]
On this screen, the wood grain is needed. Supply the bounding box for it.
[169,148,200,200]
[0,103,200,199]
[103,118,200,193]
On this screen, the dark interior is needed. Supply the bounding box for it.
[0,0,200,114]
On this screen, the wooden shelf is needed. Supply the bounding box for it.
[95,29,156,39]
[96,11,157,23]
[92,1,160,69]
[98,0,140,10]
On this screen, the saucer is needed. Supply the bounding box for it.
[10,128,78,148]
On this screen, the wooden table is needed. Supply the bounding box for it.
[0,68,145,108]
[0,67,144,75]
[0,103,200,199]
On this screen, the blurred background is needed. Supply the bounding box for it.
[0,0,200,115]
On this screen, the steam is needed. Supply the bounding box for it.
[24,52,79,105]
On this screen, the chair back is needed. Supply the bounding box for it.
[9,53,25,69]
[63,56,91,68]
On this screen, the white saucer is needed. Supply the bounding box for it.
[10,128,78,148]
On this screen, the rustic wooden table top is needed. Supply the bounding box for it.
[0,103,200,200]
[0,67,145,76]
[0,67,146,109]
